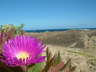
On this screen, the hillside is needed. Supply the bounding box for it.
[24,30,96,72]
[25,30,96,48]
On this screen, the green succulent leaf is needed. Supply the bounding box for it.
[28,63,43,72]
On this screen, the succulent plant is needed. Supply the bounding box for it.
[0,24,76,72]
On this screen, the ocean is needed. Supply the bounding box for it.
[25,28,96,33]
[25,29,69,32]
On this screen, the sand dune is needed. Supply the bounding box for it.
[24,30,96,72]
[25,30,96,48]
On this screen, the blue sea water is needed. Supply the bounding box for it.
[25,29,69,32]
[25,28,96,33]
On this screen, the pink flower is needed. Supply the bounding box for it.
[1,36,46,66]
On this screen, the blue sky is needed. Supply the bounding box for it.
[0,0,96,30]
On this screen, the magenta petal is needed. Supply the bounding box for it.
[1,35,46,67]
[34,56,46,63]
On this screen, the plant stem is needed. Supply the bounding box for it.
[21,66,28,72]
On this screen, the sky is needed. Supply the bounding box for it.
[0,0,96,30]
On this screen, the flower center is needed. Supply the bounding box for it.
[16,52,29,59]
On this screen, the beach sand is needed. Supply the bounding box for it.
[24,30,96,72]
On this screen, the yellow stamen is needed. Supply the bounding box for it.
[16,52,29,59]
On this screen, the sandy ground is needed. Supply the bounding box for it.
[47,44,90,72]
[24,30,96,72]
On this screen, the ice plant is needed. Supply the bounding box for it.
[1,35,46,67]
